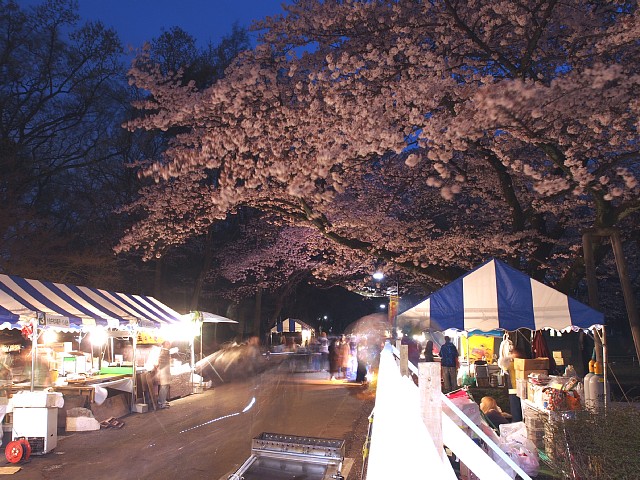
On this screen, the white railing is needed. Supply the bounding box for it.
[365,342,531,480]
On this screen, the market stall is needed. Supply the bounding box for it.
[397,258,605,458]
[270,318,315,349]
[397,258,603,333]
[269,319,316,372]
[0,274,184,421]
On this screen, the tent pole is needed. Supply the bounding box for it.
[31,317,37,392]
[190,335,195,390]
[131,327,137,411]
[466,334,469,363]
[601,327,608,408]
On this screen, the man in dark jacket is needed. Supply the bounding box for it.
[440,336,459,392]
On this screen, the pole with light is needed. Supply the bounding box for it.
[373,272,399,339]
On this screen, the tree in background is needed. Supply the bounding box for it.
[0,0,142,287]
[119,0,639,299]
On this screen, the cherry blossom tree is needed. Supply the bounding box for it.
[118,0,640,297]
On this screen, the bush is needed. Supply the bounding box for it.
[544,406,640,479]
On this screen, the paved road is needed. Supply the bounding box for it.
[8,364,372,480]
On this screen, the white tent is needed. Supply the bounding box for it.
[270,318,314,333]
[181,311,239,385]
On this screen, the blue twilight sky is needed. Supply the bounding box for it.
[22,0,290,50]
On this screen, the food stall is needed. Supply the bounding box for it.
[0,273,185,432]
[269,318,314,349]
[269,319,316,372]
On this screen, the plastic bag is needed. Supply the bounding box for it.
[493,422,540,478]
[499,421,528,444]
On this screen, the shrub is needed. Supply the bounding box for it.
[544,406,640,479]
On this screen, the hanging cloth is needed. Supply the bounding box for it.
[532,331,558,374]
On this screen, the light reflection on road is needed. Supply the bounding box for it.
[179,396,256,434]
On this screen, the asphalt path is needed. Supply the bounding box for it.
[7,363,372,480]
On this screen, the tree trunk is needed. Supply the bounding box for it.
[154,257,164,299]
[253,286,263,337]
[190,227,216,311]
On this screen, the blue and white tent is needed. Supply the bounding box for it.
[0,273,182,331]
[398,258,604,333]
[271,318,314,333]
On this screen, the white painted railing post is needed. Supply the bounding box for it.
[399,344,409,377]
[419,362,444,461]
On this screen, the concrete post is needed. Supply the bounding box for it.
[419,362,444,461]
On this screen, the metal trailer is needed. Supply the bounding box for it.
[225,432,346,480]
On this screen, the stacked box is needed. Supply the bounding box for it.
[516,378,528,399]
[474,364,490,387]
[522,402,548,450]
[514,358,550,371]
[552,350,570,367]
[476,377,490,387]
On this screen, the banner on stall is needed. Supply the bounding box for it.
[137,331,163,345]
[37,312,71,329]
[461,335,495,363]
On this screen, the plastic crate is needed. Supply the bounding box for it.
[527,425,546,449]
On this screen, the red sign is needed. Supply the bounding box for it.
[388,295,398,325]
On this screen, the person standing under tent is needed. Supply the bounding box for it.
[156,341,172,409]
[440,336,459,393]
[329,338,340,381]
[423,340,435,362]
[339,336,351,379]
[401,332,420,366]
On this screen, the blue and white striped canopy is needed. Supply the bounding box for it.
[398,258,604,332]
[271,318,314,333]
[0,274,183,331]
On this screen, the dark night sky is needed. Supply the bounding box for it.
[22,0,290,49]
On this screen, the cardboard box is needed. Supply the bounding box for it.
[515,368,548,380]
[514,357,549,371]
[515,378,527,399]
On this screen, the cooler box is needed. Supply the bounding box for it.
[12,407,58,454]
[11,391,63,455]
